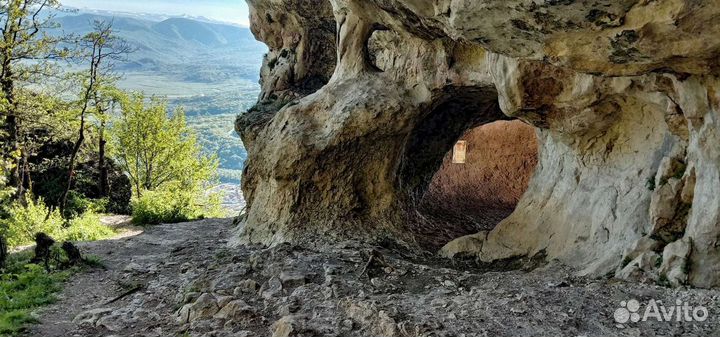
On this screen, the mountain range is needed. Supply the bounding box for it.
[53,12,266,80]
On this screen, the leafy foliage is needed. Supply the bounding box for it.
[0,197,115,248]
[110,93,218,195]
[0,4,246,335]
[0,121,17,205]
[107,92,225,224]
[131,184,225,225]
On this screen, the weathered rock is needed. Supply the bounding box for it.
[35,218,720,336]
[270,315,303,337]
[177,293,220,324]
[344,301,397,337]
[96,314,126,332]
[260,277,283,299]
[233,279,259,296]
[616,252,661,283]
[278,271,307,289]
[73,308,113,326]
[659,238,693,287]
[210,266,250,294]
[622,236,663,263]
[214,300,254,321]
[236,0,720,288]
[183,292,201,304]
[216,295,234,309]
[439,232,487,259]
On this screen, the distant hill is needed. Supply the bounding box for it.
[53,13,266,79]
[152,17,256,47]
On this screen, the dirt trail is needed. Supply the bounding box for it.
[26,218,720,337]
[27,218,233,337]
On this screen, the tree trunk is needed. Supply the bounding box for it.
[98,119,109,197]
[1,73,21,200]
[60,129,84,213]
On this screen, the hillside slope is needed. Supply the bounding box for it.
[54,13,265,77]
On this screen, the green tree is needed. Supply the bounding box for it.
[0,0,68,199]
[110,92,218,197]
[60,20,131,213]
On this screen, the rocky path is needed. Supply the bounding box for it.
[27,218,233,337]
[27,219,720,337]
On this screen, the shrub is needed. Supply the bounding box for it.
[0,197,116,248]
[64,213,116,242]
[131,186,225,226]
[0,198,64,247]
[63,191,108,219]
[29,144,133,216]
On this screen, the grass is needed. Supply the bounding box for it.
[0,252,71,335]
[0,240,108,335]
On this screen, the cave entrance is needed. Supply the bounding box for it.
[420,120,538,239]
[399,87,539,249]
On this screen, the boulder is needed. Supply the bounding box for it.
[659,238,693,287]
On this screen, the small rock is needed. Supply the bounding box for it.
[96,314,126,332]
[278,271,307,288]
[73,308,113,326]
[216,295,234,308]
[176,304,191,324]
[261,277,283,299]
[442,280,457,288]
[211,267,250,293]
[546,280,570,288]
[616,252,661,282]
[214,299,254,320]
[233,279,259,296]
[183,292,201,304]
[277,296,301,316]
[376,311,397,337]
[177,293,220,323]
[659,237,692,286]
[271,315,302,337]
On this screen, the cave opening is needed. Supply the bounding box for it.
[399,87,539,249]
[418,120,538,242]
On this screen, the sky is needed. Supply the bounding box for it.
[61,0,251,26]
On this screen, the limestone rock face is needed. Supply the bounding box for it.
[237,0,720,287]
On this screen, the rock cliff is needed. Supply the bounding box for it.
[236,0,720,288]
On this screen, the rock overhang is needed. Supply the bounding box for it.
[237,0,720,288]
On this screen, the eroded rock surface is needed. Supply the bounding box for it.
[236,0,720,287]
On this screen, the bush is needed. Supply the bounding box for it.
[0,197,116,248]
[63,191,108,219]
[0,198,64,247]
[131,186,225,225]
[64,213,115,242]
